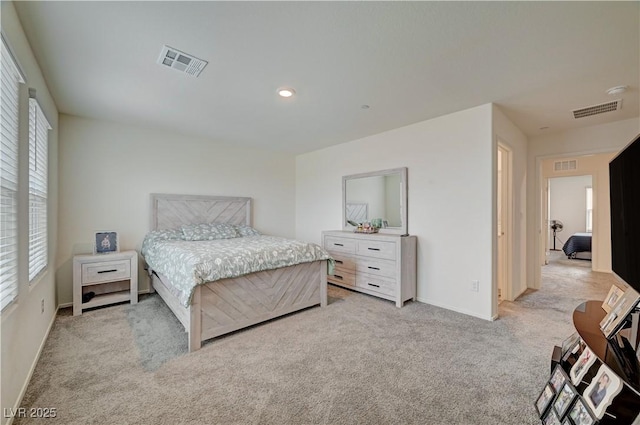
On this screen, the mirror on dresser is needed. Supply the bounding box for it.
[342,167,408,235]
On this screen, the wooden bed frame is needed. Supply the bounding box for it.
[148,193,327,352]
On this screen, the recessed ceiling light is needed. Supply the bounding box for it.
[278,88,295,98]
[606,85,627,95]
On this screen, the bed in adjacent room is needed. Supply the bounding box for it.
[142,193,330,352]
[562,232,592,259]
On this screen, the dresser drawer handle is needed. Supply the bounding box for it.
[334,243,344,247]
[335,260,343,264]
[334,274,343,280]
[97,269,118,274]
[367,247,380,251]
[367,283,380,288]
[367,266,380,270]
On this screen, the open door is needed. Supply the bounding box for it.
[497,142,513,302]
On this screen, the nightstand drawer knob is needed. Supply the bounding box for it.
[97,269,118,274]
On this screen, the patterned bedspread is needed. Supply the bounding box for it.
[142,233,331,307]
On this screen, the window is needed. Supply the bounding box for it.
[586,186,593,233]
[28,90,51,282]
[1,35,25,310]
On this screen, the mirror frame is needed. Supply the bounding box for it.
[342,167,408,235]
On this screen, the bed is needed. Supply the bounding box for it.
[562,232,592,259]
[143,193,329,352]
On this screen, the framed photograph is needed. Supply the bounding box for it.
[570,347,597,385]
[553,382,577,419]
[550,364,568,392]
[561,332,581,358]
[542,408,561,425]
[602,285,625,313]
[583,364,623,419]
[94,231,119,254]
[568,397,597,425]
[535,383,555,417]
[600,287,640,338]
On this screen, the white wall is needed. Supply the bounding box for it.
[1,2,59,423]
[296,104,495,320]
[492,105,529,304]
[527,118,640,288]
[56,115,297,305]
[549,175,592,249]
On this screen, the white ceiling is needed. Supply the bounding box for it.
[13,1,640,154]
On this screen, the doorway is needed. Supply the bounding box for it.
[545,175,593,264]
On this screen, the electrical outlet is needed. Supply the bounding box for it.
[471,280,479,292]
[41,299,44,313]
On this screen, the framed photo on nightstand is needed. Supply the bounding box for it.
[94,231,119,254]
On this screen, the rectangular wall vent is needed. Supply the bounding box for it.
[572,99,622,119]
[157,45,207,77]
[554,160,577,172]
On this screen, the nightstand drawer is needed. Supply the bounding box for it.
[82,260,131,285]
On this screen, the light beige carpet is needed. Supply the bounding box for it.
[14,259,615,425]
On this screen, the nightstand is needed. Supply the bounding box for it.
[73,250,138,316]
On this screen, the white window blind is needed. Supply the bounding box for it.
[28,91,51,282]
[1,35,24,310]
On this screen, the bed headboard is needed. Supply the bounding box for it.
[151,193,252,230]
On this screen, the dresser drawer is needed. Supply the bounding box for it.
[356,240,396,260]
[330,253,356,272]
[356,274,395,297]
[328,270,355,286]
[82,260,131,285]
[325,236,356,254]
[356,257,396,279]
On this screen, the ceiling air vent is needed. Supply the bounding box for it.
[554,160,577,172]
[572,99,622,119]
[157,45,207,77]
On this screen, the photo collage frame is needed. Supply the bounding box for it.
[536,333,631,424]
[535,360,608,424]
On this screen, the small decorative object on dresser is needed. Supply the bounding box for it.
[322,230,416,307]
[73,250,138,316]
[94,231,119,254]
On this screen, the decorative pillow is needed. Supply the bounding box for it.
[234,224,261,237]
[181,223,239,241]
[141,228,183,257]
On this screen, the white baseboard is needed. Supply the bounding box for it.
[415,297,494,321]
[6,306,59,425]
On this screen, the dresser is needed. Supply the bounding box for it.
[322,230,416,307]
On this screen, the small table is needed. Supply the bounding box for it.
[73,250,138,316]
